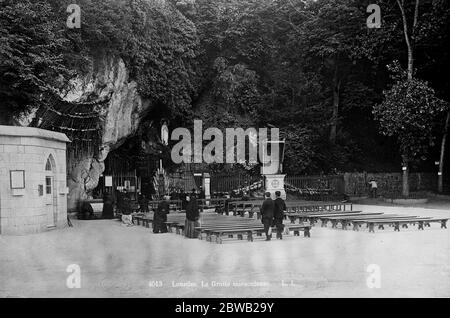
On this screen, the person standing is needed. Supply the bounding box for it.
[139,194,149,213]
[260,192,274,241]
[78,200,94,220]
[185,194,200,238]
[121,194,133,226]
[101,192,114,219]
[368,179,378,198]
[116,190,124,214]
[199,186,205,200]
[273,191,286,239]
[153,195,170,233]
[180,189,188,211]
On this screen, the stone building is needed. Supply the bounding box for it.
[0,125,70,235]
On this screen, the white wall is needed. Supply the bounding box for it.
[0,133,68,235]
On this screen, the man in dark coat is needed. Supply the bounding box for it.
[199,186,205,200]
[153,196,170,233]
[224,193,231,215]
[260,192,274,241]
[185,194,200,238]
[139,194,149,213]
[101,193,114,219]
[273,191,286,239]
[116,190,124,214]
[186,195,199,222]
[78,201,94,220]
[180,189,188,211]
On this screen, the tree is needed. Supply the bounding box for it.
[280,125,319,174]
[439,113,450,192]
[68,0,201,118]
[190,0,401,175]
[0,0,72,124]
[286,0,368,145]
[397,0,424,196]
[2,0,449,181]
[372,0,450,195]
[373,63,447,196]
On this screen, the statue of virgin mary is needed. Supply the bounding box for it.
[161,120,169,146]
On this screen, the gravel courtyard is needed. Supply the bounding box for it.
[1,205,449,298]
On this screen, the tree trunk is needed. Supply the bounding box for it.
[407,46,414,80]
[396,0,420,80]
[438,112,450,193]
[402,155,410,197]
[397,0,420,197]
[330,67,340,144]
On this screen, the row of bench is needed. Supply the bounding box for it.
[284,210,448,233]
[130,212,311,244]
[223,201,353,219]
[126,202,447,237]
[147,198,234,212]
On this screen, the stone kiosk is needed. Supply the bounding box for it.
[0,126,70,235]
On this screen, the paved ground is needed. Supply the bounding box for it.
[0,205,449,298]
[353,195,450,209]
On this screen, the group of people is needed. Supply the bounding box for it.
[260,191,286,241]
[97,186,203,232]
[169,187,205,203]
[100,187,287,241]
[103,190,150,226]
[152,190,201,238]
[141,188,200,237]
[78,193,115,220]
[152,195,170,233]
[114,190,134,226]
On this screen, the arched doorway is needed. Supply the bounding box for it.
[45,155,57,227]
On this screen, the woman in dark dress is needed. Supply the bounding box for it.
[185,195,200,238]
[153,196,169,233]
[139,194,149,213]
[78,201,94,220]
[180,189,188,211]
[116,191,124,214]
[101,193,114,219]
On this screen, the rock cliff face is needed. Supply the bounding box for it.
[7,0,200,211]
[62,56,152,211]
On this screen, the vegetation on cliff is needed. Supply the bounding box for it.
[1,0,449,177]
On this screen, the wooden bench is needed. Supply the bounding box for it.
[203,224,311,244]
[131,213,146,225]
[284,224,311,237]
[231,202,260,217]
[225,201,352,219]
[196,222,265,236]
[318,213,385,229]
[285,210,362,224]
[286,202,353,213]
[343,215,419,231]
[329,214,417,229]
[165,221,186,234]
[148,200,183,212]
[311,212,370,226]
[208,228,260,243]
[200,226,265,242]
[162,214,238,234]
[132,209,313,243]
[353,217,447,232]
